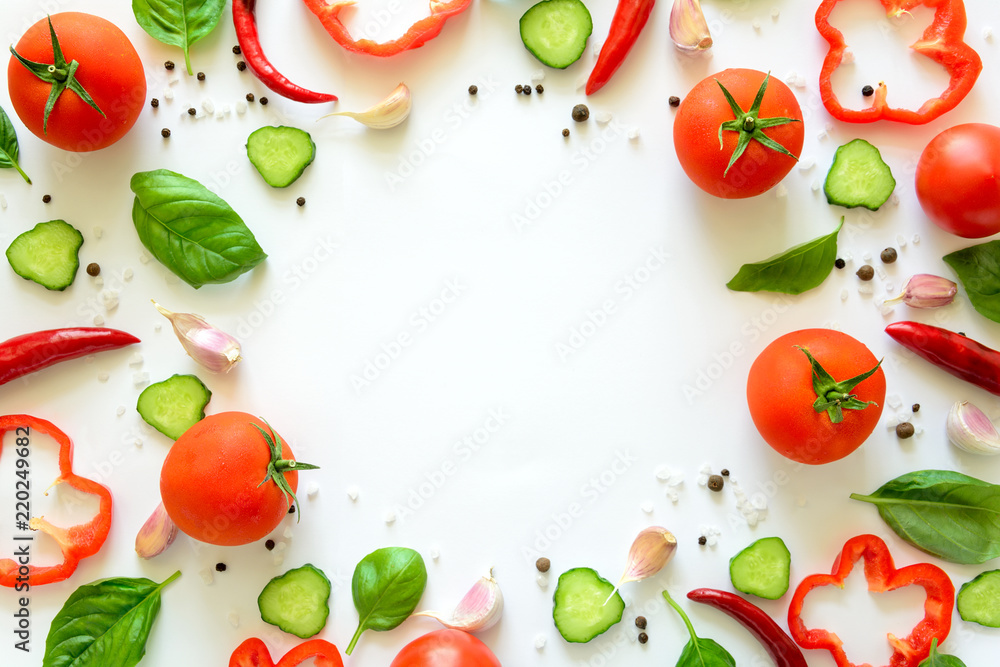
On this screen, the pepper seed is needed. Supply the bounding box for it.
[468,84,478,95]
[638,632,649,644]
[187,107,197,116]
[668,95,681,107]
[287,503,295,514]
[707,474,724,492]
[572,104,590,122]
[236,61,247,72]
[260,96,269,105]
[232,45,242,55]
[41,194,51,203]
[296,197,306,207]
[698,535,707,546]
[912,403,921,413]
[862,84,874,97]
[196,71,206,81]
[161,128,171,138]
[86,263,101,277]
[536,557,551,573]
[896,422,915,439]
[215,562,227,572]
[835,258,846,269]
[523,85,532,96]
[562,128,570,138]
[635,616,647,629]
[265,539,276,551]
[150,98,159,108]
[535,84,544,94]
[720,468,730,477]
[880,247,898,263]
[164,60,175,70]
[856,264,875,281]
[515,84,524,94]
[246,93,255,102]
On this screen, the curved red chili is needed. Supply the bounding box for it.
[885,321,1000,396]
[233,0,338,103]
[687,588,808,667]
[0,327,140,387]
[586,0,657,95]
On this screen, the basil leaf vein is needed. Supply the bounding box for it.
[943,240,1000,324]
[726,218,843,294]
[130,169,267,289]
[346,547,427,655]
[132,0,226,75]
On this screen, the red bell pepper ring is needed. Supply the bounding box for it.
[0,415,113,588]
[229,637,344,667]
[302,0,473,57]
[816,0,982,124]
[586,0,657,95]
[788,534,954,667]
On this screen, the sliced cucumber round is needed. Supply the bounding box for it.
[958,569,1000,627]
[729,536,791,600]
[136,374,211,440]
[824,138,896,210]
[6,219,83,291]
[553,567,624,643]
[258,563,331,638]
[519,0,593,69]
[246,126,316,188]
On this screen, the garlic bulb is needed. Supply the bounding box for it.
[414,570,503,633]
[153,301,242,373]
[607,526,677,601]
[670,0,713,54]
[135,502,179,559]
[322,82,411,129]
[947,401,1000,455]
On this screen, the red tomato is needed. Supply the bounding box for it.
[7,13,146,152]
[390,630,502,667]
[746,329,885,465]
[160,412,302,546]
[674,69,803,199]
[915,123,1000,239]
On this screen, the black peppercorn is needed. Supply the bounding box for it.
[237,61,247,71]
[536,557,551,573]
[196,71,206,81]
[835,258,846,269]
[265,539,276,551]
[260,96,269,105]
[233,45,242,54]
[572,104,590,122]
[896,422,915,439]
[150,98,159,108]
[562,128,570,137]
[912,403,920,413]
[707,474,724,492]
[187,107,197,116]
[164,60,175,70]
[287,504,295,514]
[635,616,647,629]
[215,562,227,572]
[468,84,478,95]
[880,247,898,263]
[86,263,101,277]
[720,468,730,477]
[535,84,544,94]
[698,535,707,546]
[296,197,306,207]
[161,128,171,138]
[515,84,524,94]
[668,95,681,107]
[41,194,51,203]
[862,84,874,97]
[856,264,875,281]
[638,632,648,644]
[246,93,255,102]
[523,86,532,96]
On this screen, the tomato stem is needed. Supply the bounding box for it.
[716,72,800,177]
[250,421,319,524]
[796,346,882,423]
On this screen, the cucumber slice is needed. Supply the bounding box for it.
[957,569,1000,627]
[729,536,791,600]
[824,138,896,210]
[552,567,624,643]
[246,126,316,188]
[6,219,83,291]
[136,374,211,440]
[520,0,593,69]
[258,563,331,638]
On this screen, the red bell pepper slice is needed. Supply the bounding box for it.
[788,534,954,667]
[0,415,113,588]
[229,637,344,667]
[815,0,981,124]
[302,0,472,57]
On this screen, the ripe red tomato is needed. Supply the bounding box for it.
[390,630,501,667]
[674,69,803,199]
[746,329,885,465]
[160,412,303,546]
[7,13,146,152]
[915,123,1000,239]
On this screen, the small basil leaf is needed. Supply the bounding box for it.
[943,241,1000,324]
[130,169,267,289]
[918,638,968,667]
[0,105,31,183]
[43,571,180,667]
[851,469,1000,564]
[678,636,737,667]
[132,0,226,75]
[727,218,843,294]
[346,547,427,655]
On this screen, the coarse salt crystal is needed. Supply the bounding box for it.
[627,127,640,141]
[706,535,718,547]
[857,282,874,295]
[202,99,216,114]
[840,288,849,301]
[273,554,284,567]
[884,281,894,294]
[536,573,549,589]
[655,465,672,481]
[752,18,761,31]
[895,233,907,248]
[129,353,144,367]
[133,372,149,388]
[888,394,903,409]
[123,267,134,281]
[139,253,150,264]
[817,130,828,141]
[236,100,248,114]
[116,405,126,416]
[94,276,104,287]
[594,110,613,124]
[700,462,712,474]
[347,485,359,501]
[667,491,679,503]
[534,635,547,650]
[984,26,994,41]
[668,473,684,488]
[102,289,119,310]
[93,226,104,239]
[133,438,143,448]
[912,234,921,245]
[306,482,319,498]
[641,501,654,514]
[0,194,6,209]
[841,49,855,64]
[275,541,287,552]
[531,69,545,82]
[154,323,162,332]
[751,494,768,510]
[228,611,239,628]
[98,372,109,383]
[770,6,780,19]
[811,179,822,191]
[697,474,709,486]
[774,183,788,198]
[200,568,214,585]
[223,104,232,115]
[875,267,887,281]
[163,89,174,101]
[430,547,440,560]
[283,526,294,539]
[798,158,815,171]
[384,510,397,524]
[93,315,105,326]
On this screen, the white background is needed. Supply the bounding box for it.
[2,0,1000,665]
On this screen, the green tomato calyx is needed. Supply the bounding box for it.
[9,16,106,134]
[717,72,800,177]
[252,421,319,524]
[797,346,883,424]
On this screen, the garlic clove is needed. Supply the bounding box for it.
[135,502,179,559]
[321,82,411,129]
[153,300,242,373]
[670,0,713,54]
[947,401,1000,455]
[887,274,958,309]
[414,570,503,633]
[606,527,677,602]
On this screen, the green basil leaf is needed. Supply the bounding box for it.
[43,571,180,667]
[346,547,427,655]
[678,637,737,667]
[130,169,267,289]
[727,218,843,294]
[943,241,1000,324]
[851,470,1000,564]
[0,104,31,184]
[131,0,226,75]
[918,639,967,667]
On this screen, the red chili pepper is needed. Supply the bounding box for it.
[0,327,140,387]
[788,534,954,667]
[585,0,657,95]
[233,0,337,103]
[815,0,981,124]
[687,588,808,667]
[885,321,1000,396]
[229,637,344,667]
[301,0,472,57]
[0,415,113,587]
